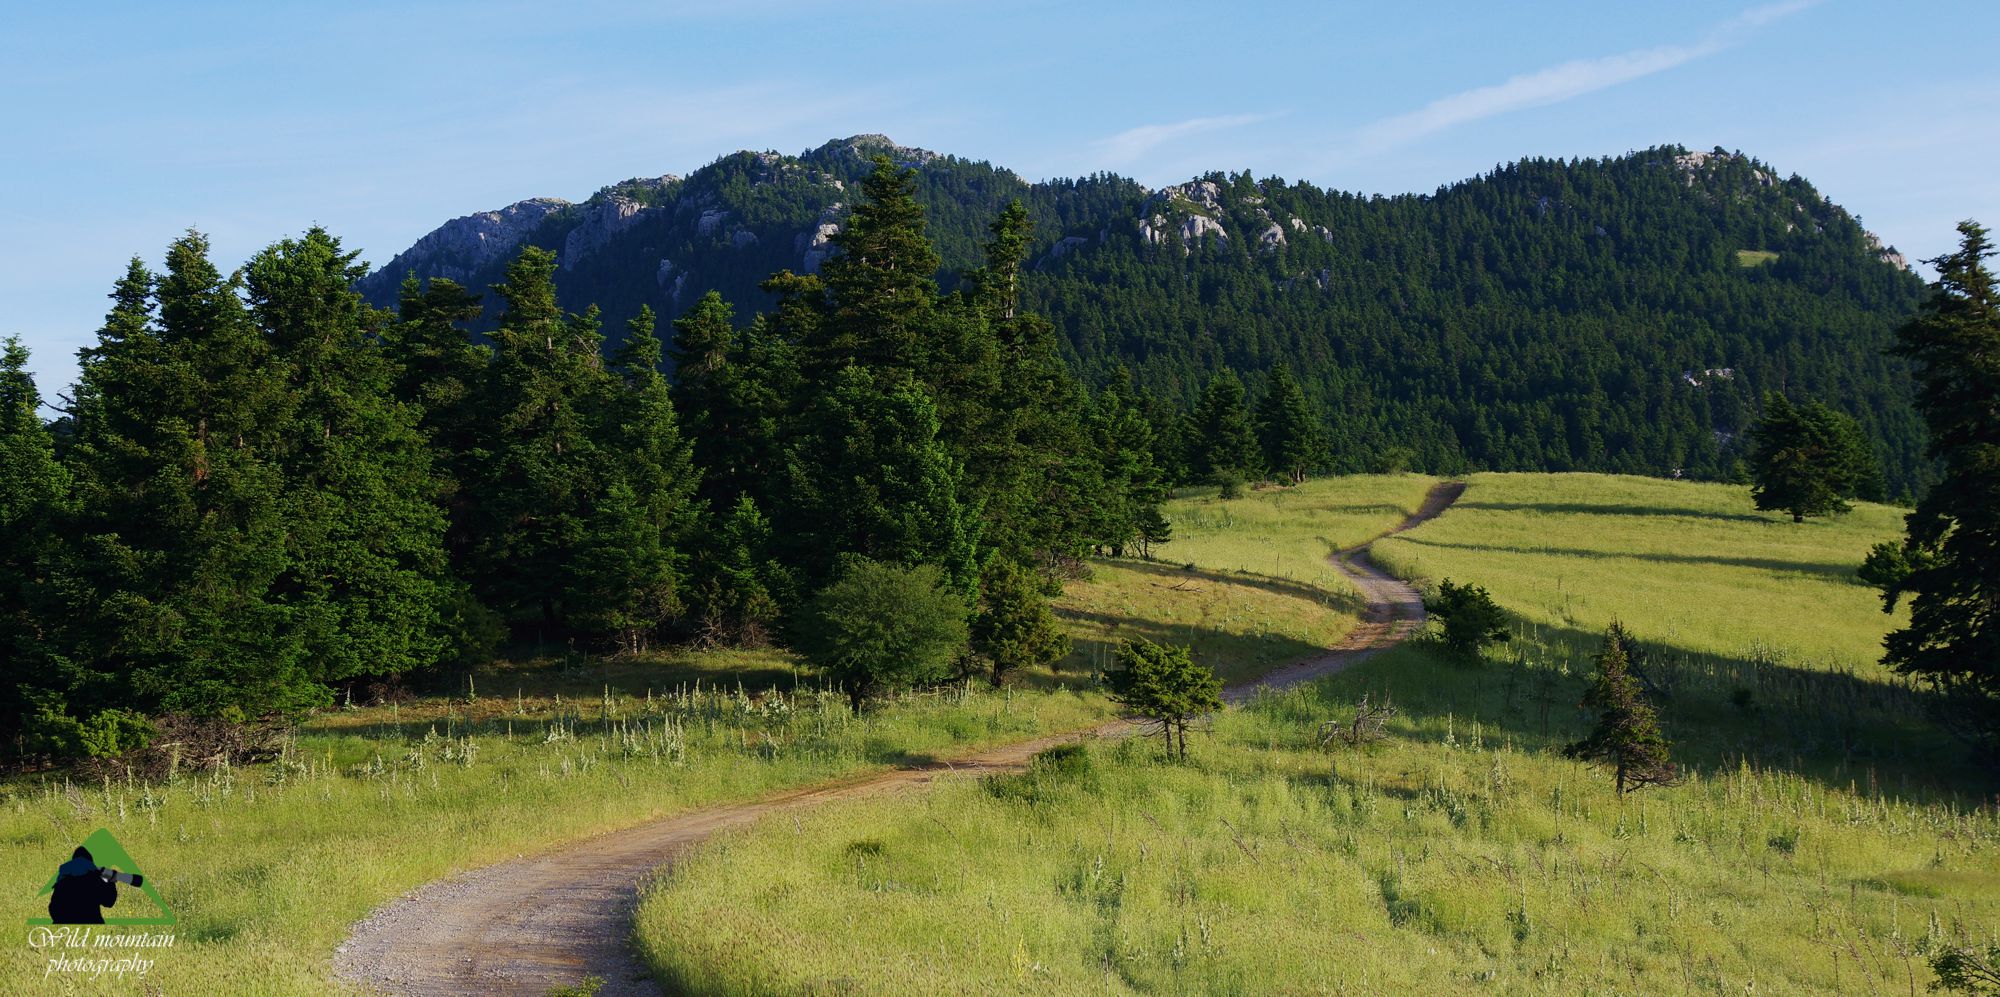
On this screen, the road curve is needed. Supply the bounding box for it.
[334,480,1465,996]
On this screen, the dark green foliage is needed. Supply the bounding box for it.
[361,140,1929,496]
[1102,637,1222,760]
[59,233,311,721]
[1087,369,1167,557]
[1423,578,1511,658]
[0,338,71,752]
[1193,371,1261,482]
[810,156,942,376]
[1877,222,2000,753]
[243,228,463,689]
[1565,622,1677,795]
[971,559,1071,687]
[692,496,792,647]
[1929,942,2000,995]
[1747,393,1879,522]
[797,559,971,711]
[1256,362,1323,483]
[784,369,982,595]
[1134,504,1172,560]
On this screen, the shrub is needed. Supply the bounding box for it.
[797,558,970,711]
[971,559,1071,687]
[1423,578,1511,658]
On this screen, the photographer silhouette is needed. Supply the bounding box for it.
[48,846,122,924]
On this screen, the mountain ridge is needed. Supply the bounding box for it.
[359,135,1929,494]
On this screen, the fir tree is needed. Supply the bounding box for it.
[693,496,792,647]
[812,156,941,376]
[1104,637,1222,761]
[1565,622,1677,795]
[1876,221,2000,751]
[244,227,462,687]
[467,247,614,639]
[971,559,1072,687]
[1193,371,1261,483]
[785,370,983,594]
[1134,504,1173,560]
[0,338,70,753]
[62,232,311,720]
[1747,393,1877,522]
[1256,362,1322,484]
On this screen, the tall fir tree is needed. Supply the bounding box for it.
[60,233,311,719]
[1256,362,1323,484]
[567,306,703,651]
[1193,370,1262,482]
[467,247,615,640]
[1875,221,2000,751]
[0,338,71,752]
[811,156,942,376]
[243,227,463,686]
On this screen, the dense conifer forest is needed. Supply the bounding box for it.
[360,136,1931,495]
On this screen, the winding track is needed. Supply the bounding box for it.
[334,481,1465,996]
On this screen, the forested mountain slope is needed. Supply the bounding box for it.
[361,136,1928,493]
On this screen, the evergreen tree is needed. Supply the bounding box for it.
[566,306,703,651]
[1565,622,1677,795]
[971,559,1072,687]
[467,247,615,640]
[693,496,792,647]
[1088,369,1166,556]
[671,291,796,512]
[0,338,71,754]
[380,274,489,574]
[243,227,463,687]
[61,233,310,720]
[1423,578,1512,658]
[811,156,941,376]
[1193,371,1261,482]
[1746,393,1876,522]
[1103,637,1222,760]
[785,369,983,595]
[1875,221,2000,751]
[1256,362,1322,484]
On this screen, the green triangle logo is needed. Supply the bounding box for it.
[30,827,176,926]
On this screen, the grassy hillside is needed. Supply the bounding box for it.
[0,480,1427,993]
[635,474,2000,995]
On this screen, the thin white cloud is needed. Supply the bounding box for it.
[1093,113,1278,166]
[1349,0,1819,155]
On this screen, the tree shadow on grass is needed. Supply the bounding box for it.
[1052,606,1334,687]
[1105,557,1371,617]
[1392,535,1868,583]
[1452,499,1780,525]
[1277,623,1991,807]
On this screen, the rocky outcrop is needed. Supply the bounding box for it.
[1182,214,1227,246]
[1257,222,1286,251]
[561,196,650,269]
[366,197,570,291]
[795,202,845,273]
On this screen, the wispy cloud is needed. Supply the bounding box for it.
[1347,0,1819,155]
[1092,113,1278,166]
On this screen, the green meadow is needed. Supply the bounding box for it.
[0,479,1430,994]
[635,473,2000,995]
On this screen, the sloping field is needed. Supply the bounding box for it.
[635,474,2000,995]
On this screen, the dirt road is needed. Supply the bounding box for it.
[334,480,1464,996]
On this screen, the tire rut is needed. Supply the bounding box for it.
[334,480,1464,996]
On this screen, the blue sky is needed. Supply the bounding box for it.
[5,0,1997,399]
